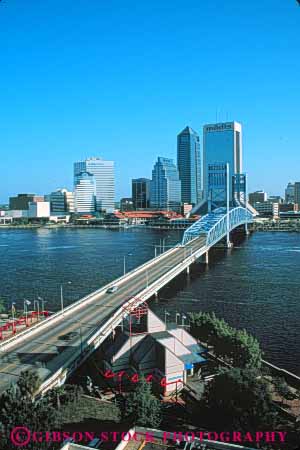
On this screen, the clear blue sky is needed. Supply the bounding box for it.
[0,0,299,203]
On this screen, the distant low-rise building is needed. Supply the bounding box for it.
[249,190,267,205]
[253,201,279,218]
[279,203,298,213]
[268,195,283,204]
[182,203,193,216]
[120,198,134,212]
[295,182,300,209]
[49,189,74,213]
[9,194,44,210]
[28,201,50,218]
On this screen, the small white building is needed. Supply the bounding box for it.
[102,310,207,396]
[28,201,50,218]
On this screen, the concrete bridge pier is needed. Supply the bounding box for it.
[201,250,209,264]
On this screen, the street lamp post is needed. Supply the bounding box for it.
[123,253,133,276]
[11,302,16,334]
[60,281,72,313]
[164,310,170,324]
[38,296,46,314]
[34,299,40,321]
[24,299,31,326]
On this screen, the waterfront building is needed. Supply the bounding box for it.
[49,189,74,213]
[203,121,242,202]
[181,202,193,216]
[74,172,96,213]
[285,182,295,203]
[295,182,300,208]
[253,201,279,218]
[132,178,151,209]
[279,203,298,213]
[28,201,50,218]
[102,309,207,396]
[74,157,115,212]
[9,194,44,210]
[177,126,203,205]
[249,190,268,205]
[150,157,181,212]
[120,198,134,212]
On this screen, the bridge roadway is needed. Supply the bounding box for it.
[0,236,207,394]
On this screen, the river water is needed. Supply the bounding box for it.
[0,227,299,374]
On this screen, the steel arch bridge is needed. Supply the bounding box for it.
[182,206,254,247]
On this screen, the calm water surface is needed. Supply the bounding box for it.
[0,228,299,374]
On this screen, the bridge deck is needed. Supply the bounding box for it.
[0,236,207,394]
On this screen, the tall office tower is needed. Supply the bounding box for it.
[177,126,203,205]
[203,121,242,202]
[132,178,151,209]
[49,189,74,213]
[74,157,115,212]
[285,182,295,203]
[295,182,300,208]
[74,172,96,213]
[150,157,181,212]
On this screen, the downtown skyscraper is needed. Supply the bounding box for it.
[150,157,181,212]
[74,172,96,213]
[177,126,203,206]
[203,121,242,202]
[74,157,115,212]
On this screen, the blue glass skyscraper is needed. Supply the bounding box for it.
[203,121,242,203]
[177,126,203,206]
[150,157,181,212]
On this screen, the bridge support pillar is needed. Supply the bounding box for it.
[186,265,190,274]
[202,251,209,264]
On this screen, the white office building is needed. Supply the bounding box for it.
[74,157,115,212]
[28,201,50,218]
[74,172,96,213]
[203,121,242,202]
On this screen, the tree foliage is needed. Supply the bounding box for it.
[125,378,162,428]
[189,312,262,369]
[0,370,59,450]
[201,367,279,432]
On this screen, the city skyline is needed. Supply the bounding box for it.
[0,1,299,203]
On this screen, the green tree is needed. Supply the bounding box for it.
[0,370,60,450]
[125,378,162,428]
[44,384,83,409]
[201,367,278,432]
[17,369,41,399]
[189,311,262,370]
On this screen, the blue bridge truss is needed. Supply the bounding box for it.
[182,206,254,247]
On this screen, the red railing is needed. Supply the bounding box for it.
[0,311,50,340]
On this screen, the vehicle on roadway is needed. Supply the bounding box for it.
[59,331,79,341]
[106,285,118,293]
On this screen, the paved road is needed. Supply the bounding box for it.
[0,236,206,393]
